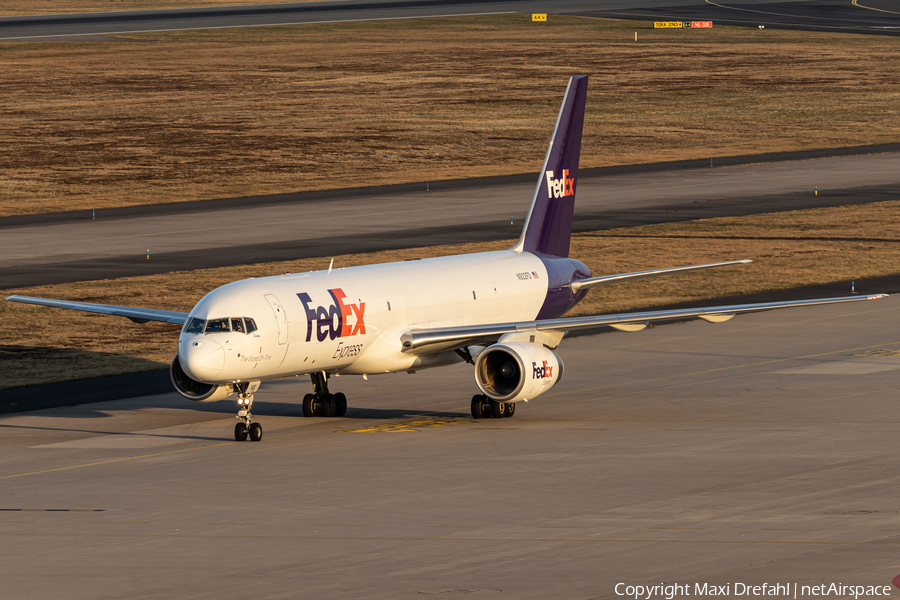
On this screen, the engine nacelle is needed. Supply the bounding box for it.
[170,355,234,402]
[474,342,563,403]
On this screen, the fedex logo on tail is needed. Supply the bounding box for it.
[298,288,366,342]
[545,169,575,199]
[533,360,553,379]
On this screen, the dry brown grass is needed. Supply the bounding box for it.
[2,15,899,217]
[4,199,900,390]
[0,0,319,17]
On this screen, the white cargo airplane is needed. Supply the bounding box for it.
[7,75,885,442]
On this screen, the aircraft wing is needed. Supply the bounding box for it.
[570,260,752,292]
[400,294,887,355]
[5,295,189,325]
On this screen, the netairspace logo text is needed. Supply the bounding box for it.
[615,582,893,600]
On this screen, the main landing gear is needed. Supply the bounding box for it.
[234,382,262,442]
[470,394,516,419]
[302,372,348,418]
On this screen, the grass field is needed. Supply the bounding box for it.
[4,199,900,390]
[0,0,318,17]
[2,15,899,216]
[3,13,899,391]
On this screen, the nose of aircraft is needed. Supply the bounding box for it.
[181,338,225,380]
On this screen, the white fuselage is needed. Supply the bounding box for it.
[178,250,554,385]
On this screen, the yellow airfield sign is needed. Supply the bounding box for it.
[654,21,683,28]
[532,14,547,22]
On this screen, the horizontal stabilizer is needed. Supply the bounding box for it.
[570,260,752,292]
[5,295,189,325]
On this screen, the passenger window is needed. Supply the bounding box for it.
[205,318,230,333]
[231,317,245,333]
[245,318,258,334]
[185,318,205,334]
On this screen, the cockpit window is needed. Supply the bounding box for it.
[205,318,230,333]
[185,317,256,335]
[185,318,205,334]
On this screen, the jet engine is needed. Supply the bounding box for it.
[170,355,234,402]
[474,342,563,403]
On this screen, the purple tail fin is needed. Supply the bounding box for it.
[513,75,588,258]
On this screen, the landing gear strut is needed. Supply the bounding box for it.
[470,395,516,419]
[234,382,263,441]
[302,372,348,418]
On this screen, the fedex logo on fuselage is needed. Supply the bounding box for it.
[533,360,553,379]
[298,288,366,342]
[545,169,575,199]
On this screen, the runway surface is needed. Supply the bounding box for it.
[2,295,898,598]
[2,0,899,40]
[580,0,900,36]
[3,147,899,289]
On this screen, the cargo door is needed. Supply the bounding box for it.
[264,293,288,345]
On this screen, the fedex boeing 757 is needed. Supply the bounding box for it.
[7,75,885,442]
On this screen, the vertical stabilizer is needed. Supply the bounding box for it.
[512,75,588,257]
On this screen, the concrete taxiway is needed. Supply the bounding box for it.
[581,0,900,36]
[2,0,899,40]
[2,295,898,598]
[3,148,899,288]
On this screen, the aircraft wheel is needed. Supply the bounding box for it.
[234,423,247,441]
[335,392,348,417]
[471,395,486,419]
[490,400,504,419]
[302,393,316,417]
[321,394,337,418]
[504,402,516,418]
[248,422,263,442]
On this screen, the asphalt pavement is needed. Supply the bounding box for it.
[2,0,899,40]
[578,0,900,36]
[3,145,899,289]
[2,295,898,598]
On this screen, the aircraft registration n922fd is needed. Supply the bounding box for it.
[7,75,886,442]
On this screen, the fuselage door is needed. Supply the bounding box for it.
[264,293,288,345]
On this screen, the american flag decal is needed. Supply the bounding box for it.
[532,272,539,278]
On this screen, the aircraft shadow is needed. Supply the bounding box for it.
[223,402,470,421]
[0,421,226,442]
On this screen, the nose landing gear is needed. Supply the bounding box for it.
[302,372,348,417]
[234,382,263,441]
